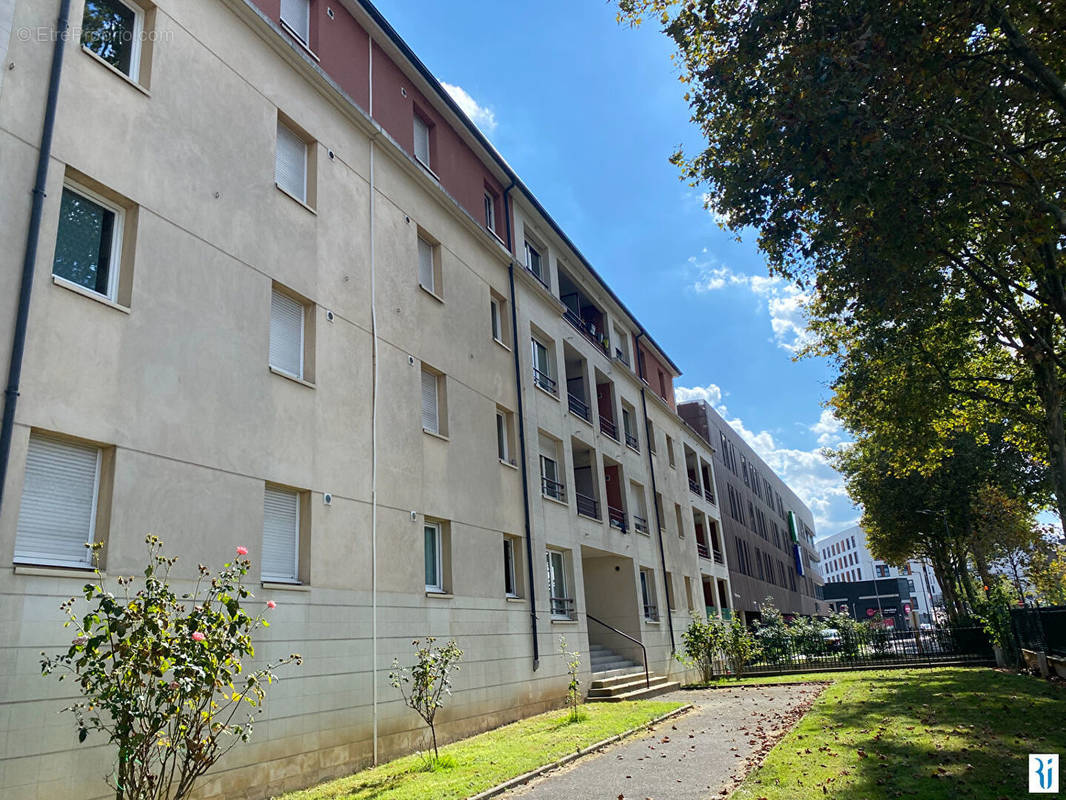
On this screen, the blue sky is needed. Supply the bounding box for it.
[372,0,859,536]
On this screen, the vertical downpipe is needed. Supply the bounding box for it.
[0,0,72,514]
[635,333,675,653]
[368,35,380,766]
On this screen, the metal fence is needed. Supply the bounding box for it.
[719,625,994,677]
[1011,606,1066,658]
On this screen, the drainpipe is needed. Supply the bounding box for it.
[368,34,381,766]
[634,332,675,654]
[0,0,71,514]
[504,185,539,670]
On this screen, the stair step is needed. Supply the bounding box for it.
[590,670,653,689]
[588,676,672,696]
[591,659,636,671]
[588,680,681,702]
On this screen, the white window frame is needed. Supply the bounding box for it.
[421,367,442,435]
[546,549,570,619]
[524,240,544,281]
[531,335,555,393]
[14,434,102,568]
[280,0,311,44]
[262,487,300,584]
[417,235,437,294]
[540,453,559,489]
[484,192,496,231]
[425,521,443,592]
[640,568,657,620]
[83,0,145,82]
[503,536,518,598]
[269,286,305,380]
[55,179,125,302]
[490,296,503,343]
[413,114,431,168]
[275,119,309,204]
[496,410,511,463]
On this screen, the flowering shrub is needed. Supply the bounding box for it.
[41,535,301,800]
[390,637,463,762]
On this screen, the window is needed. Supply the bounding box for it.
[417,233,442,296]
[675,503,684,538]
[269,285,311,381]
[496,408,515,464]
[665,572,677,610]
[484,191,496,232]
[875,564,890,578]
[640,568,658,621]
[524,240,547,286]
[280,0,310,43]
[421,366,445,436]
[531,335,556,394]
[684,576,694,610]
[262,487,300,583]
[539,434,564,501]
[53,180,125,301]
[546,549,572,618]
[81,0,144,81]
[424,521,443,592]
[666,436,675,467]
[413,114,431,168]
[630,482,649,534]
[14,433,104,568]
[489,292,509,345]
[612,324,630,365]
[646,419,656,453]
[503,536,519,597]
[621,405,638,451]
[275,118,310,204]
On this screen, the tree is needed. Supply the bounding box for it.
[721,616,758,677]
[559,636,582,722]
[754,598,792,662]
[677,614,725,682]
[389,637,463,762]
[1028,534,1066,604]
[41,536,301,800]
[618,0,1066,532]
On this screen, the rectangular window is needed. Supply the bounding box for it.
[280,0,310,43]
[531,336,556,394]
[424,521,443,591]
[484,192,496,231]
[524,240,546,285]
[421,367,444,435]
[546,549,572,618]
[666,436,676,467]
[503,536,518,597]
[262,487,300,583]
[675,503,684,538]
[417,234,441,295]
[269,286,305,379]
[53,181,124,301]
[81,0,144,80]
[14,433,103,568]
[622,406,639,451]
[640,569,658,621]
[496,408,515,464]
[275,119,309,204]
[665,571,676,610]
[413,114,431,168]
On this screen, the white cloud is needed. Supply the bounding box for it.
[677,388,857,534]
[441,82,497,134]
[702,193,731,226]
[686,258,813,353]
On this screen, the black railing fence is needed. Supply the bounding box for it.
[1012,605,1066,658]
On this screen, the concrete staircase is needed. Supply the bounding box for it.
[586,643,679,701]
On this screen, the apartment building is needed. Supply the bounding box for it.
[817,525,943,625]
[678,400,824,622]
[0,1,733,798]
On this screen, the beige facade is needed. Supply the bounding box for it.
[0,1,733,798]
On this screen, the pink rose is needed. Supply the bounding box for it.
[267,600,277,609]
[191,631,206,642]
[73,635,88,646]
[236,546,248,556]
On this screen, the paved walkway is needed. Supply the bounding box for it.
[501,683,824,800]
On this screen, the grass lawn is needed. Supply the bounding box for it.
[714,667,1065,800]
[278,700,683,800]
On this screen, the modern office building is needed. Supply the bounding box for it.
[678,400,825,622]
[0,1,736,797]
[820,577,919,629]
[817,525,942,625]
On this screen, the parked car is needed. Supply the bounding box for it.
[820,628,842,652]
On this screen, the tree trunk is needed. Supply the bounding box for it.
[1033,356,1066,538]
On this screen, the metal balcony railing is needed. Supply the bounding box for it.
[575,491,600,520]
[541,476,566,502]
[704,488,716,504]
[533,367,557,395]
[713,549,725,565]
[625,431,639,450]
[568,392,591,422]
[600,416,619,440]
[550,596,575,619]
[643,602,659,622]
[696,541,711,559]
[688,477,702,496]
[608,505,627,532]
[633,514,649,534]
[562,306,609,352]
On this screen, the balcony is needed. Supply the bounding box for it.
[607,505,628,532]
[533,367,557,395]
[541,476,566,503]
[562,307,610,355]
[713,549,724,565]
[600,416,619,441]
[550,596,576,620]
[633,514,649,535]
[568,392,591,422]
[688,478,702,496]
[575,491,601,520]
[625,431,639,451]
[704,488,716,505]
[643,602,659,622]
[696,541,711,559]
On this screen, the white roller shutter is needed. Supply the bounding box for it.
[262,487,299,583]
[280,0,310,43]
[413,116,430,166]
[270,288,304,378]
[15,434,100,567]
[417,237,434,292]
[275,120,307,202]
[421,369,439,433]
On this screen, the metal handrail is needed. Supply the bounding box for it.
[696,541,711,559]
[633,514,649,534]
[607,505,627,532]
[541,476,566,502]
[625,431,639,450]
[643,603,659,622]
[614,348,630,367]
[713,550,724,565]
[575,491,600,520]
[568,392,591,421]
[688,478,702,496]
[600,417,619,440]
[533,367,557,395]
[704,489,716,504]
[587,614,650,689]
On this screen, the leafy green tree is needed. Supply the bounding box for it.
[41,536,301,800]
[1028,534,1066,605]
[618,0,1066,532]
[389,637,463,762]
[721,616,758,677]
[754,598,791,663]
[677,614,725,682]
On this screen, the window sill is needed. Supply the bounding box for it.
[426,590,452,599]
[262,580,310,592]
[626,444,641,455]
[550,617,578,625]
[269,366,316,389]
[14,564,97,579]
[279,19,321,62]
[415,157,440,182]
[418,284,445,303]
[489,228,507,247]
[493,337,511,352]
[422,428,450,442]
[534,383,560,402]
[576,511,601,523]
[499,458,518,470]
[275,183,317,215]
[542,493,569,509]
[644,618,661,625]
[53,275,131,314]
[506,595,525,603]
[81,46,151,96]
